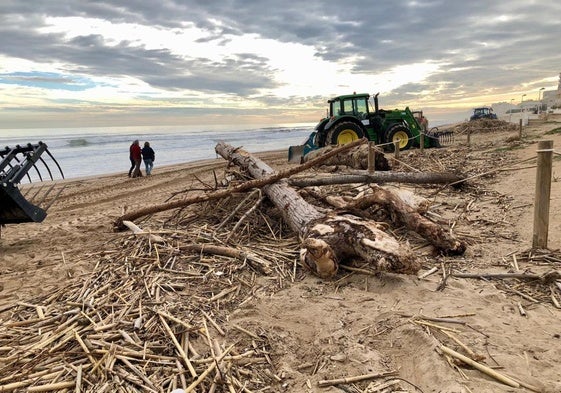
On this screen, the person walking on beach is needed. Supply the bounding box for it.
[128,142,136,177]
[129,140,143,178]
[141,141,155,175]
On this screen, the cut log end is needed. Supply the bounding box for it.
[300,215,421,279]
[443,241,467,256]
[300,238,339,279]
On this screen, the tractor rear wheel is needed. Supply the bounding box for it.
[384,124,413,151]
[326,122,364,145]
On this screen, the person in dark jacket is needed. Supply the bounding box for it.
[141,141,155,175]
[128,143,136,177]
[130,140,143,178]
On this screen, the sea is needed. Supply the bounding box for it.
[1,116,459,182]
[1,123,316,181]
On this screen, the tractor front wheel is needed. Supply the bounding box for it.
[384,125,413,151]
[326,122,364,146]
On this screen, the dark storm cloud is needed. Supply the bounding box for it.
[0,0,560,103]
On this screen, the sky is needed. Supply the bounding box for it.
[1,0,560,129]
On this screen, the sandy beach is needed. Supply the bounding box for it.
[1,120,561,392]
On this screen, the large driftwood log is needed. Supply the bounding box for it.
[289,171,464,187]
[215,142,420,279]
[303,144,390,170]
[326,185,466,255]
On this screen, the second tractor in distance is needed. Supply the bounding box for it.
[470,107,498,121]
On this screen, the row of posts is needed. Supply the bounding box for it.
[366,130,554,249]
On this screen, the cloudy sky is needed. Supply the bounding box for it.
[1,1,560,129]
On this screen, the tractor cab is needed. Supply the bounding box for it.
[328,93,372,119]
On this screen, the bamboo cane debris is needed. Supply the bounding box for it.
[317,370,399,387]
[439,345,520,388]
[452,263,561,306]
[409,312,543,391]
[0,223,296,392]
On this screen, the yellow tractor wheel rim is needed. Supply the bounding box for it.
[392,130,409,149]
[337,129,359,145]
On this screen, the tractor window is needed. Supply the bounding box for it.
[355,99,368,115]
[340,99,353,115]
[340,98,368,116]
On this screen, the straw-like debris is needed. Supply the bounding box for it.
[450,119,518,135]
[0,194,301,392]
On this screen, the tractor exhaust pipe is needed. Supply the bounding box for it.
[373,92,380,113]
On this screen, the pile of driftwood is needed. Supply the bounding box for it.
[451,119,518,135]
[116,140,467,279]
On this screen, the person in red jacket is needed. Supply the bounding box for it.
[129,140,143,178]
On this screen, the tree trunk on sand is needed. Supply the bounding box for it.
[289,171,465,188]
[303,144,390,170]
[215,142,420,279]
[326,185,466,255]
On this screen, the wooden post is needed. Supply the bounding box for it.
[394,141,400,159]
[532,140,553,248]
[420,132,425,153]
[367,142,375,174]
[519,118,523,139]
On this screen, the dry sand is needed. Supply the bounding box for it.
[1,119,561,392]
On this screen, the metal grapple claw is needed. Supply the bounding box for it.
[0,142,64,224]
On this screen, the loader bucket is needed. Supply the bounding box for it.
[426,128,454,147]
[288,145,304,164]
[287,132,319,164]
[0,142,64,225]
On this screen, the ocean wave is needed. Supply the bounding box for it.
[67,138,90,147]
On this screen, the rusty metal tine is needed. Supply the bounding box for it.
[42,184,67,212]
[44,145,65,179]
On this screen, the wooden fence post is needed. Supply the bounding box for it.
[367,142,375,174]
[394,141,400,159]
[532,140,553,248]
[519,119,523,139]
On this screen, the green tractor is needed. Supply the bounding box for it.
[288,92,448,163]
